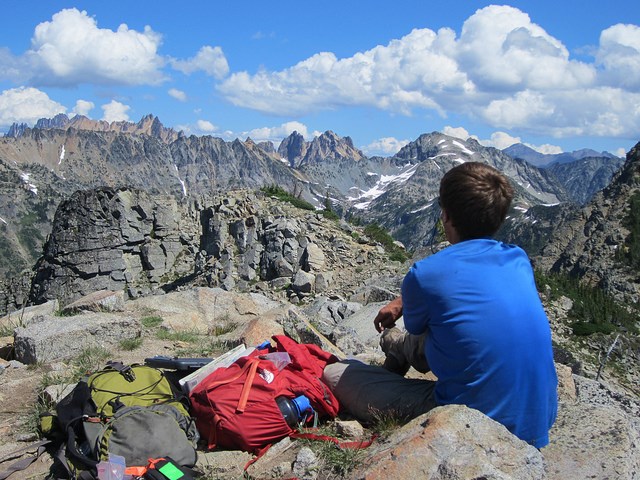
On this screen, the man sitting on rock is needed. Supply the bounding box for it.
[323,161,558,449]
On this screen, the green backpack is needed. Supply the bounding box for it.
[54,361,199,477]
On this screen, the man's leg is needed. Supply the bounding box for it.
[379,327,429,375]
[322,360,436,424]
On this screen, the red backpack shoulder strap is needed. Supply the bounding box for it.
[272,335,338,377]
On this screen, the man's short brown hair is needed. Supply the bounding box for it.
[439,162,514,240]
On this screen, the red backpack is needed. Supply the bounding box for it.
[189,335,340,455]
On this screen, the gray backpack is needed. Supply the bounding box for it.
[54,362,199,477]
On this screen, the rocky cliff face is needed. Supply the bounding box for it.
[506,141,640,304]
[25,187,400,310]
[546,155,625,205]
[29,187,200,307]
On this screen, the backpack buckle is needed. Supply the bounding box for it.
[121,366,136,382]
[107,361,137,382]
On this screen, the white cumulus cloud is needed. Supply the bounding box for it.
[101,100,130,122]
[615,147,628,157]
[168,88,187,102]
[442,126,473,141]
[170,46,229,79]
[20,8,164,86]
[71,99,95,116]
[443,125,562,153]
[217,5,640,141]
[362,137,410,156]
[196,120,217,132]
[0,87,65,128]
[242,121,310,143]
[596,23,640,90]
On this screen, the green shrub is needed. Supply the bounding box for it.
[571,321,616,336]
[261,185,315,211]
[72,346,110,377]
[141,315,164,328]
[156,329,201,343]
[617,191,640,268]
[322,208,340,221]
[299,424,365,478]
[364,223,410,262]
[208,321,238,336]
[535,269,638,335]
[119,337,143,351]
[174,338,243,358]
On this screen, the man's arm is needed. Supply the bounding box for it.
[373,296,403,333]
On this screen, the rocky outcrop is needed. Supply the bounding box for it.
[353,405,545,479]
[277,131,308,167]
[22,187,402,311]
[278,130,366,168]
[29,187,201,307]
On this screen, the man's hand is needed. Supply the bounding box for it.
[373,296,403,333]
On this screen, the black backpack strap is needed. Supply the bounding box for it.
[56,382,94,429]
[0,439,50,480]
[65,424,99,470]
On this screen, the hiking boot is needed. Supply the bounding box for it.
[380,328,410,376]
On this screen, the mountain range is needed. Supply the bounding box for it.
[0,115,628,292]
[503,143,620,167]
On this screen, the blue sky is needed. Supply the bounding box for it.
[0,1,638,157]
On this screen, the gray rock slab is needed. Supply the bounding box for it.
[545,401,640,480]
[13,313,141,364]
[544,375,640,480]
[356,404,545,479]
[0,300,59,329]
[127,287,284,333]
[61,290,125,314]
[338,302,405,349]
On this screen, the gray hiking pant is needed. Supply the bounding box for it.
[322,358,436,424]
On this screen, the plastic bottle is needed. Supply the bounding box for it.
[96,453,126,480]
[276,395,311,428]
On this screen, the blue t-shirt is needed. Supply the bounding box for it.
[402,238,558,448]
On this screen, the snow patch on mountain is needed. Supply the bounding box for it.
[20,172,38,195]
[410,201,437,214]
[349,163,420,209]
[174,165,187,197]
[452,140,474,155]
[59,145,65,165]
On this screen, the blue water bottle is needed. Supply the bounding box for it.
[276,395,311,428]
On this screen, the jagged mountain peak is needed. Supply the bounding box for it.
[257,140,276,155]
[277,131,308,167]
[302,130,365,166]
[6,113,181,143]
[277,130,364,167]
[509,141,640,304]
[394,132,480,163]
[503,143,550,166]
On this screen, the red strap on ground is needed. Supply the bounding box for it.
[290,431,378,449]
